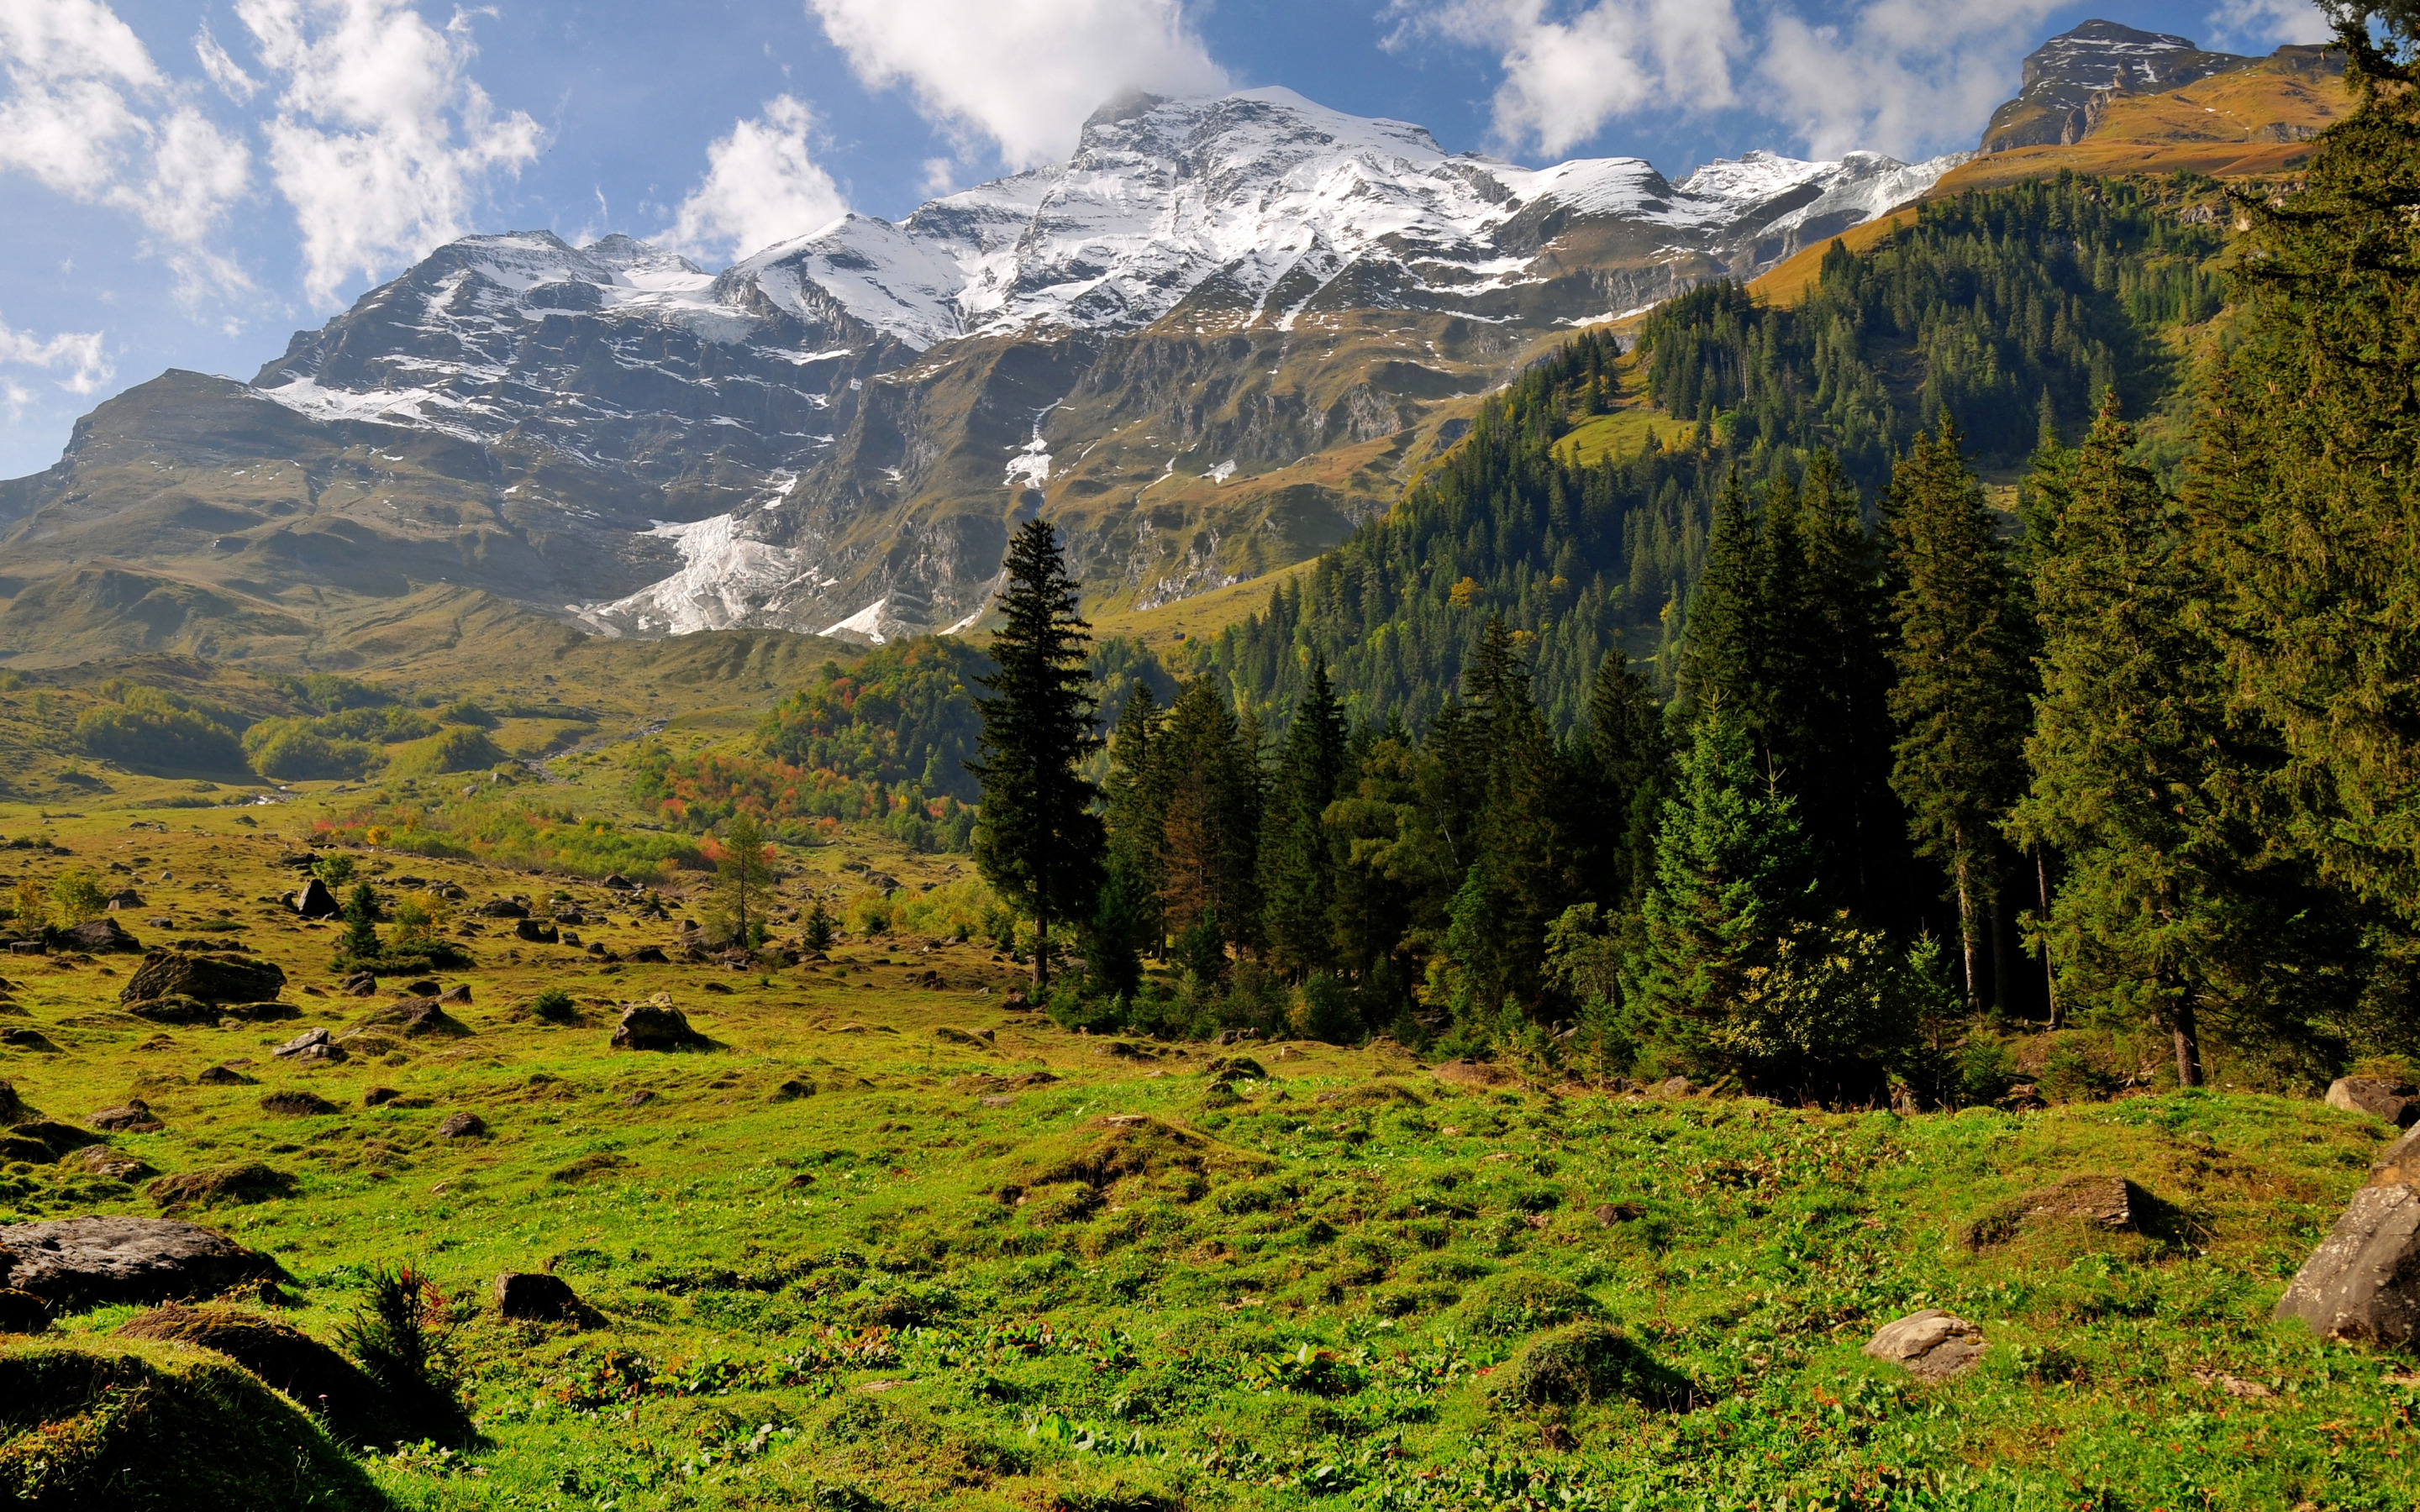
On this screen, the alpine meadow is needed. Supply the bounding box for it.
[3,5,2420,1509]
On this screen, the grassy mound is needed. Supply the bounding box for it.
[0,1338,388,1510]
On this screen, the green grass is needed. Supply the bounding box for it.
[0,795,2409,1509]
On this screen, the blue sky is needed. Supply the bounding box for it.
[0,0,2329,480]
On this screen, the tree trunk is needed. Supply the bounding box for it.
[2172,998,2203,1087]
[2035,845,2060,1032]
[1988,886,2012,1016]
[1034,913,1049,991]
[1953,849,1980,1009]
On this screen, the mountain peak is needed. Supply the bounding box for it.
[1985,18,2254,152]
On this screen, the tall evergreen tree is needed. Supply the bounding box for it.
[1681,470,1763,724]
[1882,419,2034,1004]
[1102,682,1169,953]
[1636,703,1813,1069]
[1157,677,1261,953]
[967,519,1105,990]
[2014,394,2367,1084]
[2183,22,2420,921]
[1587,652,1667,912]
[1262,664,1348,977]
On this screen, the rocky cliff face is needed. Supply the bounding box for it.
[1981,20,2256,152]
[2,87,1966,660]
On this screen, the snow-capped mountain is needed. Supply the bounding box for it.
[3,86,1965,654]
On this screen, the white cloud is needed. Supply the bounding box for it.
[1387,0,1740,155]
[195,22,262,102]
[667,94,851,263]
[0,312,113,399]
[804,0,1227,168]
[2207,0,2332,49]
[0,0,253,297]
[1754,0,2070,160]
[237,0,544,305]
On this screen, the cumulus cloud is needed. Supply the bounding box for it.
[0,312,113,402]
[1754,0,2070,160]
[2208,0,2333,49]
[237,0,544,305]
[1386,0,1740,155]
[0,0,253,291]
[194,22,262,102]
[668,95,851,263]
[805,0,1227,168]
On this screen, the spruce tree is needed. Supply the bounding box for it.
[1636,703,1812,1068]
[1156,676,1261,952]
[1262,664,1347,977]
[967,519,1105,990]
[1587,652,1667,911]
[1883,419,2033,1005]
[1102,683,1169,953]
[2183,23,2420,921]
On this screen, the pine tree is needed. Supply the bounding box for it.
[1102,682,1169,953]
[1636,703,1813,1068]
[1681,469,1762,723]
[967,519,1105,990]
[708,811,776,949]
[2183,23,2420,921]
[1156,676,1261,952]
[1883,419,2034,1005]
[1587,652,1666,911]
[1261,664,1347,977]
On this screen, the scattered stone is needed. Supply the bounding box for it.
[934,1026,995,1048]
[602,874,633,890]
[980,1094,1016,1109]
[259,1089,339,1117]
[1203,1056,1267,1083]
[401,978,439,995]
[0,1288,50,1333]
[434,1112,487,1140]
[513,919,560,944]
[351,999,471,1039]
[147,1163,298,1210]
[610,1004,711,1052]
[1655,1077,1694,1098]
[493,1271,597,1326]
[197,1064,255,1085]
[1864,1310,1986,1382]
[72,1146,155,1181]
[2328,1077,2420,1128]
[479,898,529,919]
[773,1079,813,1100]
[0,1027,60,1053]
[0,1215,287,1305]
[290,877,339,919]
[342,971,378,997]
[438,983,471,1005]
[629,945,669,963]
[89,1100,164,1133]
[1962,1175,2155,1249]
[120,950,287,1009]
[1592,1202,1645,1226]
[60,917,142,953]
[1432,1059,1527,1090]
[271,1027,334,1058]
[620,1090,655,1107]
[2276,1182,2420,1344]
[364,1087,402,1108]
[6,942,45,957]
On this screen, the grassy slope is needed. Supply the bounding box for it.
[0,780,2412,1507]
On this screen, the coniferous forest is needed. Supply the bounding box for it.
[969,23,2420,1103]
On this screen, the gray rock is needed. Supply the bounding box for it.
[352,999,471,1039]
[2275,1183,2420,1344]
[0,1215,286,1308]
[88,1100,164,1133]
[2328,1078,2420,1127]
[434,1111,487,1139]
[493,1270,593,1324]
[1863,1309,1986,1382]
[290,876,339,919]
[271,1027,334,1058]
[610,1004,710,1052]
[60,916,142,953]
[121,950,287,1009]
[259,1089,339,1116]
[72,1146,155,1181]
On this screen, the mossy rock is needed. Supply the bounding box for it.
[1454,1271,1604,1336]
[1495,1321,1695,1409]
[0,1337,390,1509]
[116,1304,405,1447]
[147,1163,297,1210]
[990,1115,1272,1205]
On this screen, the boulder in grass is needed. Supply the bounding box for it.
[126,994,218,1026]
[610,1004,711,1052]
[72,1146,155,1182]
[1863,1310,1986,1382]
[121,951,286,1009]
[1431,1058,1528,1091]
[0,1027,60,1053]
[513,919,560,944]
[493,1270,597,1326]
[88,1101,164,1134]
[0,1215,287,1306]
[2275,1182,2420,1344]
[10,1121,102,1160]
[2328,1077,2420,1128]
[434,1112,487,1140]
[197,1063,255,1086]
[289,876,339,920]
[61,916,142,953]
